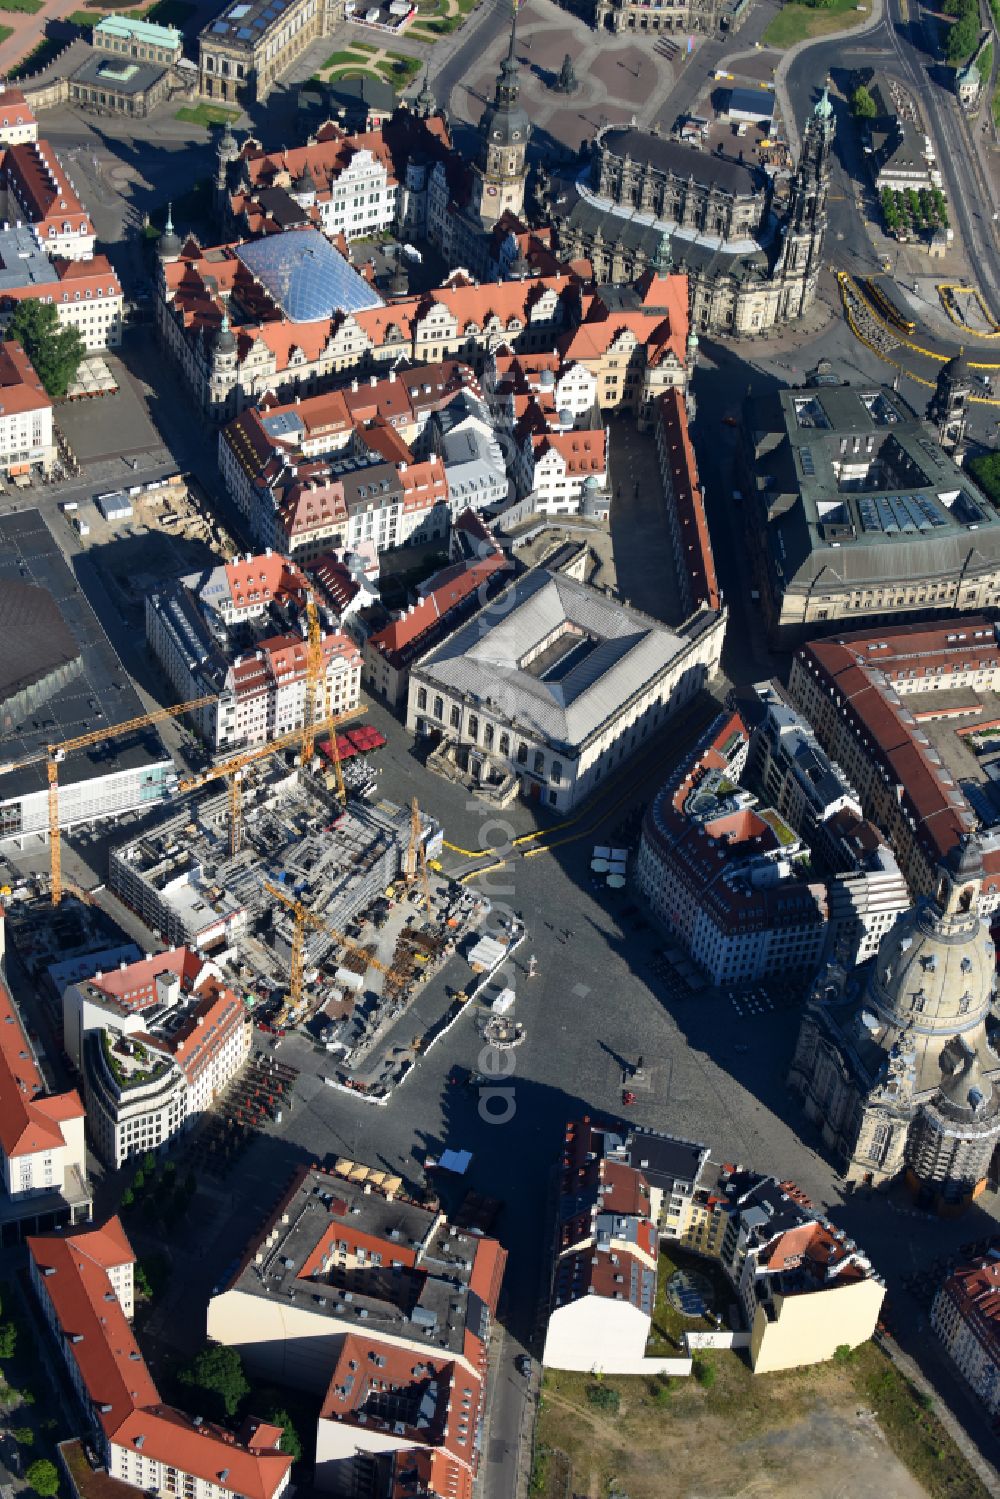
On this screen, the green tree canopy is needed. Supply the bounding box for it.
[263,1408,302,1462]
[8,301,84,400]
[0,1322,17,1359]
[180,1345,249,1418]
[850,83,877,117]
[25,1459,59,1497]
[946,10,979,63]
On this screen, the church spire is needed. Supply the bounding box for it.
[496,2,520,103]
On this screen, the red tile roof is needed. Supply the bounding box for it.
[28,1222,291,1499]
[641,710,828,936]
[796,622,1000,872]
[940,1254,1000,1361]
[368,552,512,669]
[656,388,720,611]
[85,948,202,1010]
[0,338,50,416]
[0,971,83,1158]
[0,89,35,126]
[2,141,93,236]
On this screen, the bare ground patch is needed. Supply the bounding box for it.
[533,1354,942,1499]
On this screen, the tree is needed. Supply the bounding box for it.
[180,1345,249,1418]
[585,1383,620,1414]
[8,302,84,400]
[693,1357,716,1388]
[133,1170,145,1193]
[946,11,979,63]
[25,1459,59,1497]
[850,84,877,118]
[0,1322,17,1359]
[12,1426,34,1446]
[143,1152,156,1173]
[264,1408,302,1462]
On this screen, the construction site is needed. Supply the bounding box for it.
[107,765,469,1058]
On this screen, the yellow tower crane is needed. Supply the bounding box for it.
[177,704,366,857]
[0,692,217,906]
[264,879,390,1023]
[405,796,432,915]
[301,592,347,805]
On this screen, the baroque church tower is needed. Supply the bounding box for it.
[470,7,531,227]
[776,88,834,319]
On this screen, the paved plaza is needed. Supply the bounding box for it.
[456,0,688,153]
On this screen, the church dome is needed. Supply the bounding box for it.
[940,351,972,387]
[869,896,994,1033]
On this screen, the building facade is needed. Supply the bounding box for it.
[468,14,530,228]
[789,838,1000,1209]
[93,14,183,64]
[0,141,96,259]
[227,126,398,243]
[68,949,252,1168]
[743,379,1000,644]
[207,1161,506,1499]
[0,246,123,350]
[0,85,37,146]
[547,1121,885,1375]
[788,622,1000,907]
[407,567,726,813]
[198,0,338,103]
[543,94,833,339]
[28,1218,293,1499]
[145,551,361,752]
[158,212,688,424]
[932,1253,1000,1415]
[0,926,91,1241]
[594,0,721,34]
[0,340,54,477]
[364,546,513,709]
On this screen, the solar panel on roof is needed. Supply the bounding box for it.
[915,494,947,527]
[237,27,252,37]
[211,20,228,30]
[858,498,880,532]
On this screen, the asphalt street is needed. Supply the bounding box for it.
[783,0,1000,306]
[4,11,1000,1492]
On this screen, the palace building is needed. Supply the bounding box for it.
[198,0,339,104]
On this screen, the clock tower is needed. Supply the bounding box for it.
[470,7,530,226]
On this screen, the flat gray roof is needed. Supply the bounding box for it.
[413,569,684,751]
[226,1166,489,1358]
[0,226,57,291]
[70,52,166,94]
[748,385,1000,593]
[0,511,170,801]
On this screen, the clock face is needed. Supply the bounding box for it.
[487,186,498,196]
[512,130,521,140]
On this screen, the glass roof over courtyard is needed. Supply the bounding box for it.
[235,228,383,323]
